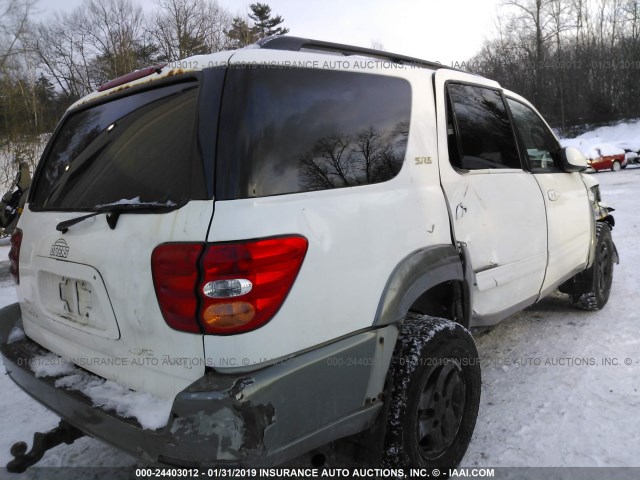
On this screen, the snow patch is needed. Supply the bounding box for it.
[29,352,171,430]
[54,373,172,430]
[561,139,625,160]
[7,324,25,344]
[96,197,176,208]
[31,353,76,378]
[584,143,625,159]
[561,119,640,158]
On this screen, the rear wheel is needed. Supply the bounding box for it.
[382,314,480,470]
[612,161,622,172]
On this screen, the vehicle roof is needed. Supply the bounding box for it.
[70,35,486,111]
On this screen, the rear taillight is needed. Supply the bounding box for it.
[199,236,308,334]
[8,228,22,284]
[151,243,204,333]
[151,236,308,335]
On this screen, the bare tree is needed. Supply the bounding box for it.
[299,125,407,190]
[503,0,572,103]
[469,0,640,129]
[27,0,152,95]
[0,0,37,69]
[354,128,384,183]
[28,10,97,98]
[83,0,151,83]
[621,0,640,41]
[151,0,232,61]
[300,134,355,189]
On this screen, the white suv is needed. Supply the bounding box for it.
[1,36,617,472]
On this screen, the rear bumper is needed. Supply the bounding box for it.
[0,303,391,467]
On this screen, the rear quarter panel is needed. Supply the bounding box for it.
[204,52,451,369]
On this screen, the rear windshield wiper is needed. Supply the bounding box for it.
[56,201,176,233]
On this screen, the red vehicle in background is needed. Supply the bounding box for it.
[588,147,627,172]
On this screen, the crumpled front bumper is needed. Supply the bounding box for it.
[0,303,391,467]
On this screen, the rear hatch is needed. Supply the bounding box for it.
[17,65,226,399]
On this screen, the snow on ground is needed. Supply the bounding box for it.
[462,167,640,467]
[561,119,640,158]
[0,169,639,474]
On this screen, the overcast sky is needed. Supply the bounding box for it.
[40,0,503,65]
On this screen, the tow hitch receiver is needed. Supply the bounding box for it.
[7,420,85,473]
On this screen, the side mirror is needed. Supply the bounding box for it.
[560,146,588,172]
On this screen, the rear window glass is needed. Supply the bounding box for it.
[447,83,521,170]
[216,68,412,199]
[31,81,204,210]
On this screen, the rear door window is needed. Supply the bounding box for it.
[216,68,412,199]
[31,81,204,210]
[447,84,522,171]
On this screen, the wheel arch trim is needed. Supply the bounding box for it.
[373,245,468,328]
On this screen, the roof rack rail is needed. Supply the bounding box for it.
[256,36,452,71]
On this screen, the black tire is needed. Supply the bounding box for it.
[382,314,480,470]
[570,222,615,311]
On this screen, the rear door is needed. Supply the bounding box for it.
[17,73,222,399]
[434,71,548,323]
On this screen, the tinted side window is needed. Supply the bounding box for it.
[507,99,561,171]
[447,84,521,170]
[216,68,411,199]
[31,81,203,210]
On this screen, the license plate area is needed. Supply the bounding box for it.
[35,257,120,340]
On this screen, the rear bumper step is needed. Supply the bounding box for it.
[0,303,385,468]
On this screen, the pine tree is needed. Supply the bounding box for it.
[249,3,289,38]
[226,17,257,49]
[226,2,289,48]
